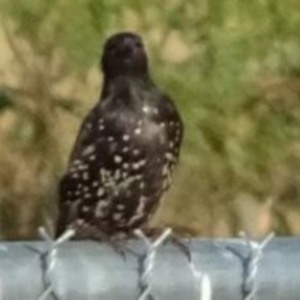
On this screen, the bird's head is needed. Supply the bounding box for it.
[101,32,149,79]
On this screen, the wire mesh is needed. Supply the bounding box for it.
[0,229,299,300]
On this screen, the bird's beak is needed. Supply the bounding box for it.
[119,40,133,57]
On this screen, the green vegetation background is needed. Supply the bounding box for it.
[0,0,300,239]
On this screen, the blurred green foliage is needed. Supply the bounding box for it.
[0,0,300,238]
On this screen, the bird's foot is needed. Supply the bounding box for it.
[71,223,131,258]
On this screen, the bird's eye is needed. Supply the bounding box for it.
[135,41,143,48]
[110,47,117,55]
[106,42,117,54]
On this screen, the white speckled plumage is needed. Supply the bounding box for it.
[56,32,183,239]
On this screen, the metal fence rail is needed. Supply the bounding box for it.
[0,229,299,300]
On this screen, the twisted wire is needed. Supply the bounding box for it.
[134,228,172,300]
[188,253,212,300]
[38,227,75,300]
[240,232,275,300]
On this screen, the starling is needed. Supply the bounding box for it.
[56,32,183,239]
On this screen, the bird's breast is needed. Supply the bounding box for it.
[139,118,167,145]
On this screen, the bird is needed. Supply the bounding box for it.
[55,32,183,240]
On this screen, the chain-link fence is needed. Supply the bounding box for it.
[0,229,299,300]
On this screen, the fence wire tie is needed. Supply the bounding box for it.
[38,227,75,300]
[188,249,212,300]
[174,236,212,300]
[134,228,172,300]
[239,232,275,300]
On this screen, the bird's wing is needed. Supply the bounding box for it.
[56,92,183,237]
[56,102,160,235]
[67,106,100,164]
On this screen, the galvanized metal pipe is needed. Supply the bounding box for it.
[0,233,299,300]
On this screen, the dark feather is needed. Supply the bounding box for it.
[56,32,183,238]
